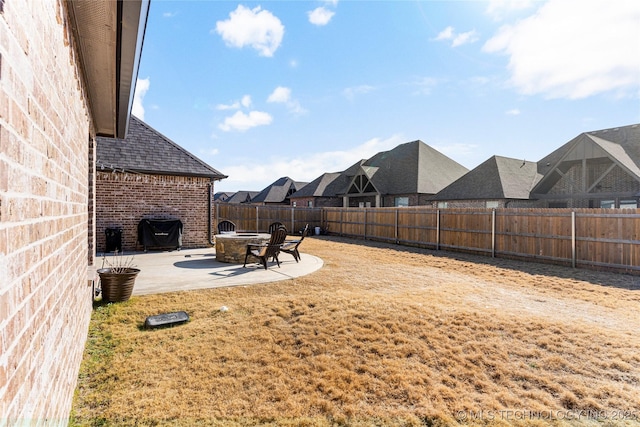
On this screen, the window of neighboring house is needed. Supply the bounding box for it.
[620,199,637,209]
[437,201,448,209]
[600,200,615,209]
[307,201,313,207]
[395,197,409,207]
[486,201,499,209]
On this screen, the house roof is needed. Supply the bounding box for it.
[533,123,640,194]
[537,124,640,176]
[214,192,234,202]
[346,140,469,195]
[96,116,227,179]
[251,177,308,203]
[432,156,541,201]
[290,172,348,198]
[225,191,260,204]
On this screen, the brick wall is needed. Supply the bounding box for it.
[0,0,94,423]
[95,172,213,252]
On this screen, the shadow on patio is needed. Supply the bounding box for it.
[97,248,323,297]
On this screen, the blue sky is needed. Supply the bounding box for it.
[133,0,640,193]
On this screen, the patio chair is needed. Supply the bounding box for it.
[217,220,236,234]
[243,226,288,270]
[268,221,286,234]
[280,224,309,263]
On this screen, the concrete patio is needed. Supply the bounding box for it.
[95,247,324,296]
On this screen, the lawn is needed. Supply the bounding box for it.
[71,236,640,426]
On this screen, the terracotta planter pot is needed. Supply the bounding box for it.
[97,268,140,302]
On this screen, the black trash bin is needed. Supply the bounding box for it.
[105,228,123,252]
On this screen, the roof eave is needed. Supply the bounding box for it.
[67,0,150,139]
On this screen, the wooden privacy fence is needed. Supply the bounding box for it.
[216,204,640,274]
[215,203,322,236]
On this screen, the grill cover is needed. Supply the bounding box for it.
[138,219,183,250]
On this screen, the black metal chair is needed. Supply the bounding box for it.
[280,224,309,263]
[243,226,288,270]
[217,220,236,233]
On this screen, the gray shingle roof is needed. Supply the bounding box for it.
[96,116,227,179]
[225,191,260,204]
[290,172,348,198]
[252,177,308,203]
[432,156,541,200]
[348,140,469,195]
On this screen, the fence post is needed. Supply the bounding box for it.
[395,208,399,244]
[571,210,576,268]
[492,209,496,258]
[364,208,367,239]
[256,206,259,232]
[436,209,440,250]
[291,207,295,233]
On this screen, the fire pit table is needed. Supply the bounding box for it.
[215,233,271,263]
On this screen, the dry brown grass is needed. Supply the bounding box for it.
[71,236,640,426]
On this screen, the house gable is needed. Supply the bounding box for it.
[532,131,640,199]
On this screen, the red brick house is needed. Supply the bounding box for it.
[1,0,148,421]
[96,116,227,252]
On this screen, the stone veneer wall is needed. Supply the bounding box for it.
[0,0,94,423]
[95,172,213,252]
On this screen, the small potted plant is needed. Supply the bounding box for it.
[97,250,139,302]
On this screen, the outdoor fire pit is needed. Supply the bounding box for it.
[215,233,271,263]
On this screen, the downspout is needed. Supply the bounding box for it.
[208,180,215,245]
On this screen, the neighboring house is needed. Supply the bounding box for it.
[1,0,148,421]
[430,156,541,208]
[214,192,234,202]
[531,124,640,208]
[289,171,353,207]
[252,177,308,205]
[292,140,468,208]
[96,116,227,251]
[224,190,260,204]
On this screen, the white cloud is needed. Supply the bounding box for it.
[241,95,252,108]
[217,135,403,191]
[216,95,252,110]
[452,30,479,47]
[267,86,307,115]
[483,0,640,99]
[485,0,535,21]
[215,5,284,57]
[434,26,478,47]
[132,77,150,120]
[435,26,454,41]
[267,86,291,103]
[308,7,335,26]
[216,101,240,110]
[506,108,521,116]
[163,11,177,18]
[218,111,273,132]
